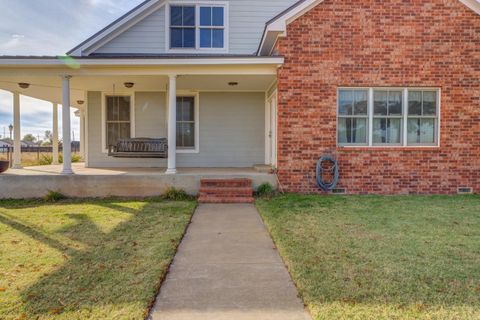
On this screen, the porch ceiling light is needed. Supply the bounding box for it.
[77,100,85,105]
[228,82,239,86]
[18,82,30,89]
[124,82,135,89]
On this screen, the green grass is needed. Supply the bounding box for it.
[0,198,196,320]
[257,195,480,320]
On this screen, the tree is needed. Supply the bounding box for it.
[22,134,36,143]
[45,130,53,142]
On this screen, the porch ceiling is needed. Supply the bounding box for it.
[0,74,276,108]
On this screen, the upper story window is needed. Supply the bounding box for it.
[338,88,440,147]
[169,3,227,51]
[170,6,196,48]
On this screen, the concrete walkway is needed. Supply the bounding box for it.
[150,204,311,320]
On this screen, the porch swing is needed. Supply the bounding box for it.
[107,87,168,159]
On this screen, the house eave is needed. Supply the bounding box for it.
[0,56,284,67]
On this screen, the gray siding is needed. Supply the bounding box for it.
[178,92,265,167]
[95,6,166,54]
[87,91,265,168]
[93,0,296,55]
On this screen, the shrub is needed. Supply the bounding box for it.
[44,190,67,202]
[256,183,276,198]
[161,187,193,201]
[38,154,82,166]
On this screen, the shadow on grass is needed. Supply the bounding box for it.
[1,199,193,319]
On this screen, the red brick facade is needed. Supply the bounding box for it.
[275,0,480,194]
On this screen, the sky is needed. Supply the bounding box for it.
[0,0,145,141]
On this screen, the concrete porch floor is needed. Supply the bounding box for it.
[0,163,277,199]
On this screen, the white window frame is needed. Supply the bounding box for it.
[337,87,441,148]
[101,92,135,153]
[165,1,229,54]
[175,91,200,154]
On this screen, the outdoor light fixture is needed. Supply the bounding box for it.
[18,83,30,89]
[8,124,13,140]
[124,82,135,89]
[77,100,85,105]
[228,82,239,86]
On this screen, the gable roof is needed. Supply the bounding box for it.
[257,0,480,56]
[67,0,165,56]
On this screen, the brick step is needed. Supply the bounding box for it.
[198,196,255,204]
[200,178,252,188]
[199,187,253,197]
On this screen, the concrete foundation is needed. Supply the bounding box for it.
[0,164,277,199]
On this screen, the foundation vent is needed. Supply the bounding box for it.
[457,187,473,194]
[331,188,347,195]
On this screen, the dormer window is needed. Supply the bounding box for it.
[200,7,224,48]
[168,3,228,52]
[170,6,196,48]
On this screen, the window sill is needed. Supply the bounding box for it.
[337,146,440,152]
[176,149,199,154]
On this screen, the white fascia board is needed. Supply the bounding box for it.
[68,0,165,56]
[258,0,323,56]
[459,0,480,14]
[0,57,284,67]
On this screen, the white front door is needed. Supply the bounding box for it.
[265,92,277,166]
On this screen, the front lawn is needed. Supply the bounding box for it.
[257,195,480,320]
[0,198,196,320]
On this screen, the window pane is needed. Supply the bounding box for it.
[423,91,437,115]
[338,118,367,144]
[408,118,436,144]
[408,91,422,115]
[106,97,118,121]
[119,123,131,140]
[176,123,195,148]
[183,6,195,26]
[373,118,401,144]
[118,97,130,121]
[200,29,211,48]
[354,90,368,115]
[388,91,402,115]
[107,123,118,147]
[374,91,388,115]
[212,29,224,48]
[177,97,194,121]
[183,28,195,48]
[200,7,212,26]
[339,90,353,115]
[171,6,183,26]
[170,28,183,48]
[212,7,224,26]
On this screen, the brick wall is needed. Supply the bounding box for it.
[276,0,480,194]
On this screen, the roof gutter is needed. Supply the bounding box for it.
[0,56,285,67]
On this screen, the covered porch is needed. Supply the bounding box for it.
[0,163,277,199]
[0,56,281,175]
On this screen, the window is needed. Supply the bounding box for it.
[373,90,403,145]
[407,90,439,145]
[338,89,368,145]
[200,7,225,48]
[169,3,227,51]
[337,88,440,147]
[176,97,195,149]
[106,96,131,148]
[170,6,196,48]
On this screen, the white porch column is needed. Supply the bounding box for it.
[61,75,73,175]
[52,103,59,165]
[12,92,22,169]
[79,109,85,160]
[166,75,177,174]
